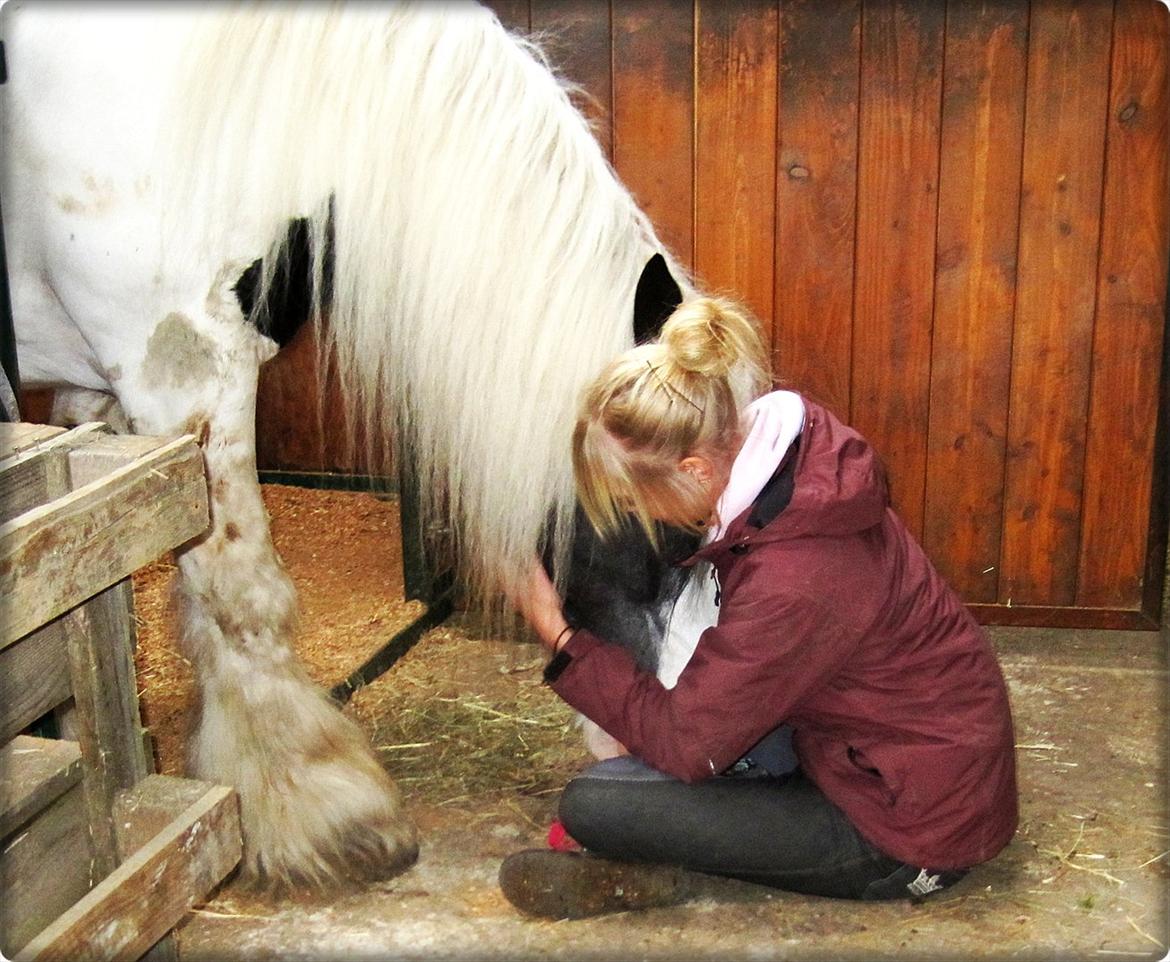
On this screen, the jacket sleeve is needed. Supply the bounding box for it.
[551,566,861,782]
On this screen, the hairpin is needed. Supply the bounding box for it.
[645,361,704,414]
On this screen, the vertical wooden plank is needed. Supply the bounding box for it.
[63,579,153,878]
[851,0,945,537]
[1000,0,1114,607]
[482,0,531,34]
[255,321,366,474]
[774,0,861,413]
[255,327,322,473]
[531,0,614,161]
[1077,0,1169,610]
[0,785,92,958]
[0,621,74,745]
[613,0,695,268]
[923,1,1028,602]
[694,0,778,334]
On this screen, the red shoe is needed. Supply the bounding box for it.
[547,819,582,852]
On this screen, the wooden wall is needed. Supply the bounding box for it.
[258,0,1169,629]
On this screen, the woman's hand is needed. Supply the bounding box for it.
[507,560,572,652]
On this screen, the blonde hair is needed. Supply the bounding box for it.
[573,296,772,541]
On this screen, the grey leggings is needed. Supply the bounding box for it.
[558,743,968,901]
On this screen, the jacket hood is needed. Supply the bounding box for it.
[698,396,889,557]
[707,390,805,543]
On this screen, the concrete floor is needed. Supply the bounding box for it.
[174,620,1169,962]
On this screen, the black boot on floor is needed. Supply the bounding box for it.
[498,849,702,920]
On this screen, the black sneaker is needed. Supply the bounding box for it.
[861,863,971,902]
[498,849,702,919]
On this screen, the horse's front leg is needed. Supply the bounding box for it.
[120,311,417,889]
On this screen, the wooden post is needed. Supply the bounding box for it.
[61,579,152,879]
[0,422,229,959]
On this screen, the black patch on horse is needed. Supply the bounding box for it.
[556,509,699,673]
[632,252,683,344]
[234,207,334,348]
[556,252,695,673]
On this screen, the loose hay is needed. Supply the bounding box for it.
[345,622,589,808]
[129,486,1170,961]
[132,484,591,805]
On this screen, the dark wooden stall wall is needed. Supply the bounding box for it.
[257,0,1169,630]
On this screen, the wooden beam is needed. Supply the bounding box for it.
[774,0,861,414]
[62,579,153,878]
[851,0,946,539]
[613,0,695,268]
[15,778,241,962]
[0,783,92,958]
[0,736,82,840]
[0,621,74,744]
[1077,0,1170,612]
[0,423,108,523]
[0,423,66,459]
[695,0,778,327]
[1000,0,1114,606]
[0,434,209,650]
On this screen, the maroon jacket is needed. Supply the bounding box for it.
[552,399,1018,870]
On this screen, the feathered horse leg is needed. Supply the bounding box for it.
[119,299,417,890]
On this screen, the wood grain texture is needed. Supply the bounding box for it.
[0,736,82,841]
[1000,0,1114,607]
[0,784,91,958]
[255,320,364,474]
[694,0,778,332]
[63,580,153,877]
[1077,0,1169,612]
[482,0,531,34]
[531,0,615,160]
[774,0,861,413]
[15,780,240,962]
[923,0,1028,602]
[0,435,209,648]
[0,424,106,523]
[0,423,66,459]
[0,621,73,746]
[851,0,945,537]
[613,0,695,267]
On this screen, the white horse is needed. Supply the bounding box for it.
[2,1,748,888]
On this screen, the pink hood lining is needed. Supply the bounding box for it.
[707,391,805,544]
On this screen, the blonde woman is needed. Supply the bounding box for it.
[502,297,1018,918]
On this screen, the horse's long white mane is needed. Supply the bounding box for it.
[164,2,687,602]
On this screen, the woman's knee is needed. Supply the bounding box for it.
[558,757,668,845]
[557,775,608,845]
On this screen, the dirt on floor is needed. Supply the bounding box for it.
[130,484,1169,962]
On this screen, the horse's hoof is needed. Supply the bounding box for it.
[236,773,421,892]
[247,811,420,893]
[191,682,422,893]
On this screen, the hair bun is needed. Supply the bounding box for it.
[660,297,758,378]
